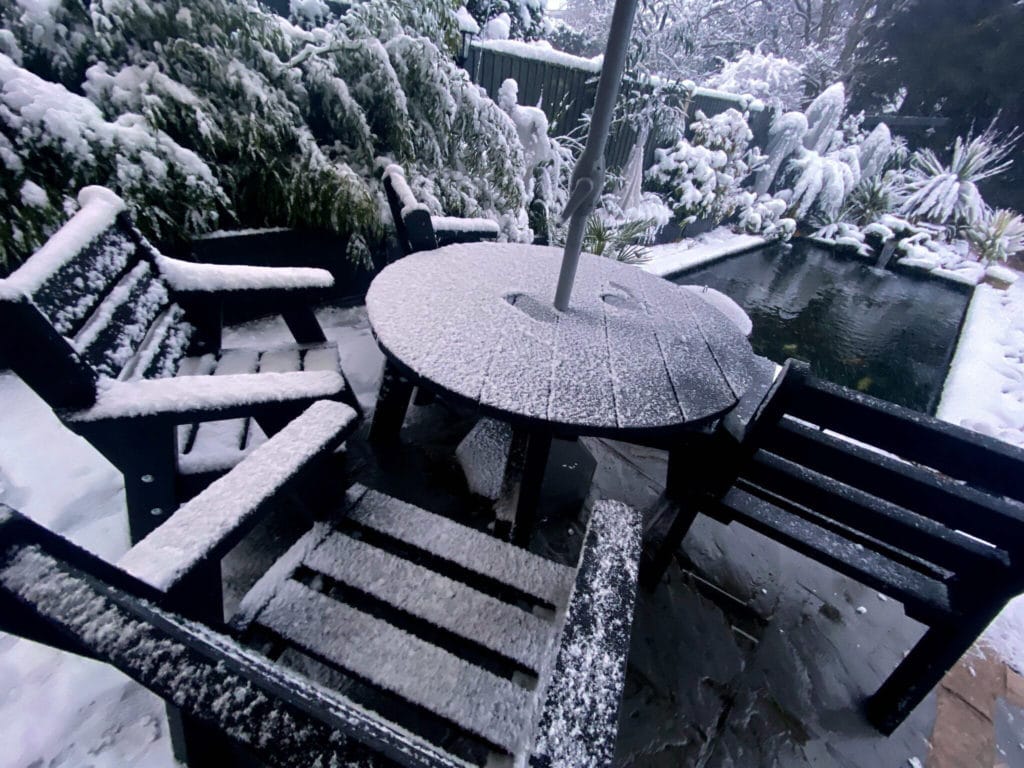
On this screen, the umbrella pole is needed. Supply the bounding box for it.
[553,0,639,311]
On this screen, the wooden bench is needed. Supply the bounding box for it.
[643,359,1024,734]
[0,186,361,543]
[0,400,642,768]
[382,164,499,255]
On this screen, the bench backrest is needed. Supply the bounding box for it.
[382,165,437,255]
[0,188,192,409]
[745,359,1024,562]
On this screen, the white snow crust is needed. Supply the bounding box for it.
[641,226,766,278]
[937,278,1024,673]
[155,254,333,292]
[68,370,345,421]
[3,186,125,294]
[472,39,603,72]
[119,399,356,591]
[430,215,499,233]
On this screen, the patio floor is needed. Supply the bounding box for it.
[1,303,1022,767]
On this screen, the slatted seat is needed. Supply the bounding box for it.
[0,400,643,768]
[382,164,499,256]
[643,359,1024,735]
[0,186,361,543]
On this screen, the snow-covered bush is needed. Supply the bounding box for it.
[902,127,1018,230]
[967,208,1024,263]
[706,47,805,111]
[0,53,228,268]
[0,0,533,268]
[648,108,755,226]
[466,0,548,41]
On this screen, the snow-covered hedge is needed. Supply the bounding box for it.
[0,0,533,269]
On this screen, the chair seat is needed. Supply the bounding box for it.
[234,484,577,762]
[174,341,348,475]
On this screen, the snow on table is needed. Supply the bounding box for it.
[366,243,757,435]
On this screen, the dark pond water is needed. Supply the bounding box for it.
[674,242,972,413]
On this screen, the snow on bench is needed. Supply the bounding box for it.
[429,215,500,235]
[66,370,346,422]
[119,399,358,592]
[154,254,333,293]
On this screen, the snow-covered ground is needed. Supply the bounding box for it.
[2,265,1024,765]
[937,279,1024,674]
[641,226,766,278]
[0,305,383,768]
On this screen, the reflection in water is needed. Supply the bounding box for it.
[676,243,971,413]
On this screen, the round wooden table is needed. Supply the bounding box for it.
[366,243,759,542]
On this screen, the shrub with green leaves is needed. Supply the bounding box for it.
[0,0,530,270]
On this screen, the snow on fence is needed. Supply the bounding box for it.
[466,40,773,171]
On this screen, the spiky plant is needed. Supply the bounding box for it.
[843,172,904,226]
[583,216,654,264]
[967,208,1024,263]
[902,127,1018,229]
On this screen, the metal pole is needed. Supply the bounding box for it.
[553,0,639,311]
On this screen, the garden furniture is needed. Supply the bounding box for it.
[0,399,643,768]
[0,186,361,544]
[642,359,1024,734]
[366,242,762,544]
[382,164,499,255]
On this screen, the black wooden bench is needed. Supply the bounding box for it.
[643,359,1024,734]
[382,164,499,255]
[0,399,642,768]
[0,186,361,543]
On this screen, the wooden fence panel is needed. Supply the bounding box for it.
[466,43,771,171]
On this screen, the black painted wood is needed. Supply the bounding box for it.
[1,203,361,542]
[382,166,497,258]
[0,484,641,767]
[644,358,1024,735]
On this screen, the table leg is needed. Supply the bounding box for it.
[369,361,414,444]
[495,427,552,547]
[639,439,711,590]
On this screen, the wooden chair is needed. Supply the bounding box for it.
[0,399,642,768]
[382,164,499,255]
[643,359,1024,734]
[0,186,361,543]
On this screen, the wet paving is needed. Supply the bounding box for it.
[219,304,1023,768]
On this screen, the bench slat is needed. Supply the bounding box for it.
[716,485,955,623]
[745,449,1011,572]
[344,486,574,607]
[786,376,1024,504]
[31,225,137,337]
[74,261,172,378]
[764,417,1024,551]
[183,349,259,472]
[305,531,557,672]
[258,579,532,752]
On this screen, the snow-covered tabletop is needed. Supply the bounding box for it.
[366,244,757,437]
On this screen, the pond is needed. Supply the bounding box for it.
[674,241,972,413]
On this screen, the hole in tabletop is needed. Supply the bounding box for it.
[503,292,558,323]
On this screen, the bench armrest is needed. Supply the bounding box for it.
[119,400,358,593]
[0,510,470,768]
[155,255,333,294]
[63,371,346,425]
[528,500,641,767]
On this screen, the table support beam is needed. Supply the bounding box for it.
[369,361,414,445]
[496,428,553,547]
